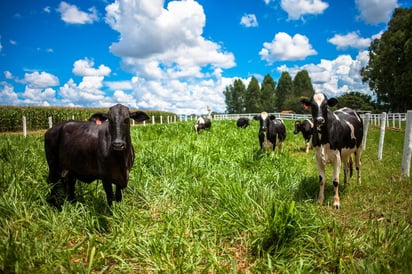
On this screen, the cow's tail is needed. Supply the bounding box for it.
[349,155,353,178]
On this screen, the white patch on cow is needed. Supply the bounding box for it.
[260,112,268,120]
[345,121,356,139]
[308,119,314,128]
[197,117,205,124]
[313,92,325,107]
[61,170,69,177]
[333,112,340,121]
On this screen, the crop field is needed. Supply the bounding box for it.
[0,119,411,273]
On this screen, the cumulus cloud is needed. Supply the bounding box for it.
[277,51,371,97]
[240,14,258,27]
[24,71,59,89]
[72,58,111,77]
[355,0,398,24]
[328,31,371,50]
[57,1,98,24]
[281,0,329,20]
[259,32,317,63]
[103,0,236,113]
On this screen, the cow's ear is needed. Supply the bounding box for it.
[253,115,260,120]
[89,113,108,124]
[300,98,311,109]
[269,114,276,120]
[327,98,338,107]
[130,111,150,122]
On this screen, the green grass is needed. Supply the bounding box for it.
[0,120,411,273]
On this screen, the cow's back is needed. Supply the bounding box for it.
[329,108,363,150]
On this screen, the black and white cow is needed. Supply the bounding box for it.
[44,104,149,207]
[254,112,286,152]
[236,117,250,128]
[194,117,211,133]
[301,92,363,209]
[293,119,313,153]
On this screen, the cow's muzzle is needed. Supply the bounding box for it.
[112,140,126,151]
[315,117,325,125]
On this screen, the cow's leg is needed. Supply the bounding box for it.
[63,173,76,203]
[315,149,326,204]
[115,186,122,202]
[355,149,362,184]
[305,141,310,153]
[46,166,62,207]
[102,180,114,207]
[342,155,349,185]
[332,153,342,209]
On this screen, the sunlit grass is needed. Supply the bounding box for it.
[0,120,411,272]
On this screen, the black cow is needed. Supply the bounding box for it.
[194,117,211,133]
[293,119,313,153]
[44,104,149,207]
[254,112,286,152]
[236,117,250,128]
[301,92,363,209]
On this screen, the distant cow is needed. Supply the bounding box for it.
[301,92,363,209]
[194,117,211,133]
[254,112,286,152]
[293,119,313,153]
[236,117,250,128]
[44,104,149,207]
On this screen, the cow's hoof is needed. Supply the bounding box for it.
[333,203,340,209]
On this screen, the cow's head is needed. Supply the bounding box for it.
[254,112,275,134]
[301,93,338,127]
[194,117,205,132]
[293,120,302,134]
[91,104,149,151]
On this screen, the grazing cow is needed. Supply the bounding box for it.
[237,117,250,128]
[44,104,149,207]
[254,112,286,152]
[194,117,211,133]
[293,119,313,153]
[301,92,363,209]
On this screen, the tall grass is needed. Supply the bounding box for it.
[0,120,411,272]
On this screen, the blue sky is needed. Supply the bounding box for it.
[0,0,409,114]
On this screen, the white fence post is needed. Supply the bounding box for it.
[48,116,53,128]
[22,116,27,137]
[401,110,412,177]
[152,116,155,125]
[378,112,386,160]
[362,113,370,150]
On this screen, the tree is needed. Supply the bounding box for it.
[245,77,262,113]
[360,7,412,112]
[260,74,276,112]
[293,70,314,98]
[276,71,293,111]
[336,92,375,111]
[223,79,246,113]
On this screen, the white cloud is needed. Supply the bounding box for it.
[281,0,329,20]
[4,71,13,79]
[24,71,59,89]
[0,83,19,105]
[328,31,371,50]
[72,58,111,77]
[104,0,236,113]
[57,1,98,24]
[240,14,258,27]
[277,51,371,97]
[355,0,398,24]
[259,32,317,63]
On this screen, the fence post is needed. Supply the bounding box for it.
[401,110,412,177]
[152,116,155,125]
[362,113,370,150]
[22,116,27,137]
[48,116,53,128]
[160,116,163,124]
[378,112,386,160]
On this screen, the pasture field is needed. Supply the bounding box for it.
[0,120,411,273]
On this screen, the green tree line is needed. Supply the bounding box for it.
[223,70,315,114]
